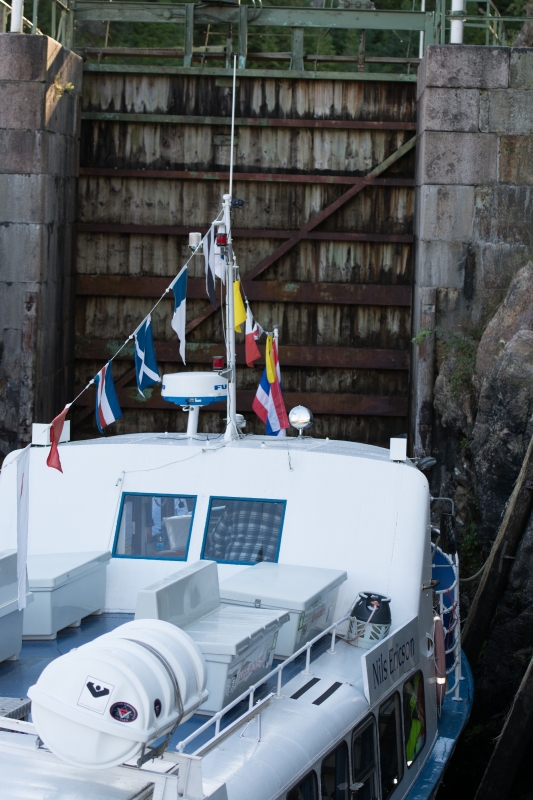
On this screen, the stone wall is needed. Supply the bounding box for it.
[412,45,533,458]
[0,34,82,460]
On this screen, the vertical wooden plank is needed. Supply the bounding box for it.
[291,28,304,71]
[238,4,248,70]
[413,287,436,458]
[184,3,194,68]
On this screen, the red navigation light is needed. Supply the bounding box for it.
[215,232,228,246]
[213,356,225,370]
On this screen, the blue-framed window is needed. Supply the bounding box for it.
[113,493,196,561]
[201,496,286,565]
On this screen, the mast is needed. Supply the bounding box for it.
[223,55,239,442]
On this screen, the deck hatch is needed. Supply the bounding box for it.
[312,682,342,705]
[290,677,321,699]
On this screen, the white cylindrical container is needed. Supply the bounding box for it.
[28,619,208,769]
[450,0,464,43]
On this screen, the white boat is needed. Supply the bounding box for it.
[0,92,471,800]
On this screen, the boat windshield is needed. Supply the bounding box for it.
[113,493,196,560]
[202,497,285,565]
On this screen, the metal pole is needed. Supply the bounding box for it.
[224,55,239,443]
[32,0,38,33]
[10,0,24,31]
[419,0,426,57]
[450,0,464,42]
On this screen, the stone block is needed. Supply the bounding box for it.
[0,174,75,224]
[415,185,475,241]
[417,45,509,100]
[0,81,45,129]
[414,239,468,288]
[510,48,533,90]
[416,131,498,185]
[473,185,533,243]
[499,136,533,185]
[0,130,77,176]
[487,90,533,134]
[45,85,80,137]
[417,87,480,133]
[0,33,49,82]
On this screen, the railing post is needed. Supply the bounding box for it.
[184,2,194,67]
[51,0,56,39]
[31,0,38,33]
[277,670,282,698]
[66,0,75,49]
[238,3,247,70]
[304,644,311,674]
[0,3,7,32]
[290,27,304,71]
[10,0,24,31]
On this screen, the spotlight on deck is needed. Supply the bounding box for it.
[289,406,313,437]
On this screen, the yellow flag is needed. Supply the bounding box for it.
[265,335,276,384]
[233,280,247,332]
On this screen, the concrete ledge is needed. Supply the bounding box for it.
[417,45,509,100]
[417,87,480,133]
[415,185,475,241]
[417,131,498,185]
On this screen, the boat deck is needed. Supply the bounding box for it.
[0,611,333,754]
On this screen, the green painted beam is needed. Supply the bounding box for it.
[72,1,431,32]
[82,64,418,82]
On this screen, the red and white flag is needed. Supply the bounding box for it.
[252,335,289,436]
[46,405,70,473]
[245,305,263,368]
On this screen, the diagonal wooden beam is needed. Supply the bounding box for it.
[183,136,416,336]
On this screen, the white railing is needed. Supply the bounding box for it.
[433,547,462,700]
[175,613,352,756]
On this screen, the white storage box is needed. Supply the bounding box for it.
[220,562,347,659]
[184,604,288,714]
[135,560,289,714]
[23,552,111,640]
[0,549,33,663]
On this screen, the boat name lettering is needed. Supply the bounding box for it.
[362,617,419,706]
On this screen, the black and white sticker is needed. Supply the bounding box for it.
[77,676,115,714]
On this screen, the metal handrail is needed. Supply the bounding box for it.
[433,547,462,700]
[175,612,352,755]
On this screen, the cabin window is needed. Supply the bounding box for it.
[378,693,404,799]
[403,671,426,767]
[352,716,377,798]
[113,493,195,560]
[201,497,285,565]
[321,740,349,800]
[286,771,318,800]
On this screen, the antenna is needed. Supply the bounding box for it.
[224,54,239,442]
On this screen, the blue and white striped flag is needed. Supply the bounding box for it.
[171,265,187,364]
[134,315,160,397]
[94,362,122,433]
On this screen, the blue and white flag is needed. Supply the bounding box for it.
[171,265,187,364]
[94,362,122,433]
[134,315,160,397]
